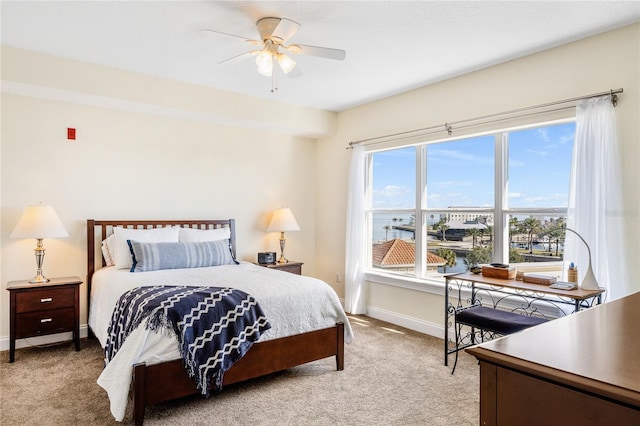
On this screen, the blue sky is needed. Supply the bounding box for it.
[372,122,575,209]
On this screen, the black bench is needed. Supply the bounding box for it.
[452,305,549,373]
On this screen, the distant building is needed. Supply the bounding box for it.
[441,211,493,226]
[372,238,446,272]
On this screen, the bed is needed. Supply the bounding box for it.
[87,219,353,425]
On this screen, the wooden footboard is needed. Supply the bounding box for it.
[133,323,345,426]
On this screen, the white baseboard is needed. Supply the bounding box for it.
[364,306,444,339]
[0,325,90,352]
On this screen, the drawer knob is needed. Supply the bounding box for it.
[40,298,53,303]
[40,318,53,323]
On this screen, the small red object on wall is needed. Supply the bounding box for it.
[67,128,76,140]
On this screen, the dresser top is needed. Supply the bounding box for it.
[7,276,82,290]
[467,291,640,407]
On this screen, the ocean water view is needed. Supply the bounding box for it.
[372,213,415,242]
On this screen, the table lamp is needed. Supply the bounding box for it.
[539,226,599,290]
[10,205,69,283]
[267,207,300,263]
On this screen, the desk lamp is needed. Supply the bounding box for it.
[540,226,599,290]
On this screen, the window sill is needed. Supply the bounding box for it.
[364,261,564,296]
[364,270,445,295]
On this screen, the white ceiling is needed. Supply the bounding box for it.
[1,1,639,112]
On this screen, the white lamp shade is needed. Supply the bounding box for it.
[10,205,69,239]
[267,208,300,232]
[256,51,273,77]
[277,53,296,74]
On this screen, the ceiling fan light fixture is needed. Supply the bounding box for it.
[277,53,296,74]
[256,51,273,76]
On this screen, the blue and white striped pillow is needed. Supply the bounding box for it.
[127,239,238,272]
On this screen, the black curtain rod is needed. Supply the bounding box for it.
[348,88,623,149]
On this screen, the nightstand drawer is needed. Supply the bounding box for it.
[15,308,75,338]
[255,261,303,275]
[15,287,75,313]
[273,263,302,275]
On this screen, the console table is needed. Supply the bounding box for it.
[466,291,640,425]
[444,272,604,367]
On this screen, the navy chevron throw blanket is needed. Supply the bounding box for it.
[104,285,271,396]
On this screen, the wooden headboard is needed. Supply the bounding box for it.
[86,219,236,328]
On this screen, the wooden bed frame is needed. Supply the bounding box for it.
[87,219,345,426]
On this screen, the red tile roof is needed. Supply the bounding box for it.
[372,239,446,266]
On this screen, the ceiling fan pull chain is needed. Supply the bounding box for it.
[271,68,278,93]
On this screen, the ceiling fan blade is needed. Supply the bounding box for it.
[218,50,259,65]
[271,18,300,43]
[200,29,261,45]
[286,44,346,60]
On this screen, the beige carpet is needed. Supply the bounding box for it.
[0,316,479,425]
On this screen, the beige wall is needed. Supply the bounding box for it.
[2,23,639,345]
[316,23,640,334]
[0,47,336,344]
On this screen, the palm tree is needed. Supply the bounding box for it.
[548,227,565,257]
[509,217,520,246]
[547,216,566,256]
[521,216,542,254]
[435,248,457,273]
[437,221,450,241]
[484,225,493,244]
[383,224,392,241]
[466,228,480,248]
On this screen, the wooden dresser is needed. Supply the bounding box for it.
[466,291,640,425]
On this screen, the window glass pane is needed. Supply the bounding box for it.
[371,211,415,275]
[427,212,494,274]
[426,136,495,208]
[371,147,416,209]
[509,214,566,263]
[508,123,574,208]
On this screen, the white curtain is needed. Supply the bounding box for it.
[566,95,628,300]
[345,144,367,314]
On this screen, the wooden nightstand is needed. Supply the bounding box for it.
[7,276,82,362]
[257,261,303,275]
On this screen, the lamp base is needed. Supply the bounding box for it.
[277,232,289,263]
[29,274,50,284]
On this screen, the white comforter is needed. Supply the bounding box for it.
[89,261,353,421]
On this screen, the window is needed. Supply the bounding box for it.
[367,121,575,280]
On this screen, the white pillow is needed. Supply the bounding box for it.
[101,234,116,266]
[112,227,179,269]
[178,227,230,243]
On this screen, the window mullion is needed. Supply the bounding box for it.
[494,132,508,263]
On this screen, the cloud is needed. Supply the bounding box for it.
[525,148,549,156]
[373,185,410,198]
[432,180,472,188]
[429,148,493,164]
[537,128,551,143]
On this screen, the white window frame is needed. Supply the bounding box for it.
[364,119,575,293]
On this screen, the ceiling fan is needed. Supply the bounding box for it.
[201,17,346,80]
